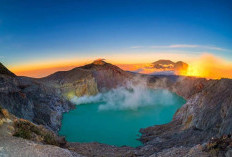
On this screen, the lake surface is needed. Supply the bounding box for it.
[59,89,186,147]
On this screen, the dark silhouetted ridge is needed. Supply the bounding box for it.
[0,62,16,77]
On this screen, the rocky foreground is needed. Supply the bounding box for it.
[0,60,232,157]
[0,107,82,156]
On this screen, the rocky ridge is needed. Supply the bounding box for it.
[40,60,133,98]
[0,62,16,77]
[0,64,74,132]
[1,60,232,157]
[138,77,232,156]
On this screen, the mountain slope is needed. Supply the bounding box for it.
[40,60,134,98]
[0,63,74,132]
[0,62,16,77]
[152,60,175,69]
[139,78,232,156]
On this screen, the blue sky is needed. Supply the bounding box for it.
[0,0,232,68]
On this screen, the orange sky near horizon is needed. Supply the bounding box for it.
[9,52,196,77]
[8,53,232,79]
[12,62,154,78]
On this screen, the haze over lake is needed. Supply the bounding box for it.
[59,88,186,147]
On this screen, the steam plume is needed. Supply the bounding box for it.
[71,79,177,111]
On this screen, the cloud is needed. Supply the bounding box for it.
[168,45,227,51]
[150,44,198,49]
[131,44,228,51]
[200,46,227,51]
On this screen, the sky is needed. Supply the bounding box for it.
[0,0,232,77]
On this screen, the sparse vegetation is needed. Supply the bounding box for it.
[44,133,58,145]
[14,125,32,139]
[13,119,60,146]
[203,135,232,156]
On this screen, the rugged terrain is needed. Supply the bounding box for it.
[0,106,83,156]
[139,77,232,156]
[40,59,133,98]
[0,67,74,132]
[0,60,232,157]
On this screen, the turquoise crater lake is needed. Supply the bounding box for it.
[59,88,186,147]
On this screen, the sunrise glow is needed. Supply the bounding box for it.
[179,54,232,79]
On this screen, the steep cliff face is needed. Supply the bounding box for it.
[0,69,74,132]
[40,68,99,99]
[139,78,232,156]
[175,79,232,136]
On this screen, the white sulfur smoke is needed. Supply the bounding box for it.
[71,79,176,111]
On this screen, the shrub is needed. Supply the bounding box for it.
[13,119,60,146]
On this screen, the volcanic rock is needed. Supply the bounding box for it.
[0,62,16,77]
[40,60,133,98]
[0,64,74,132]
[1,61,232,157]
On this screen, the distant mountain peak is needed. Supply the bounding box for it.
[0,62,16,77]
[152,60,175,69]
[153,59,175,65]
[150,59,188,75]
[92,59,106,65]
